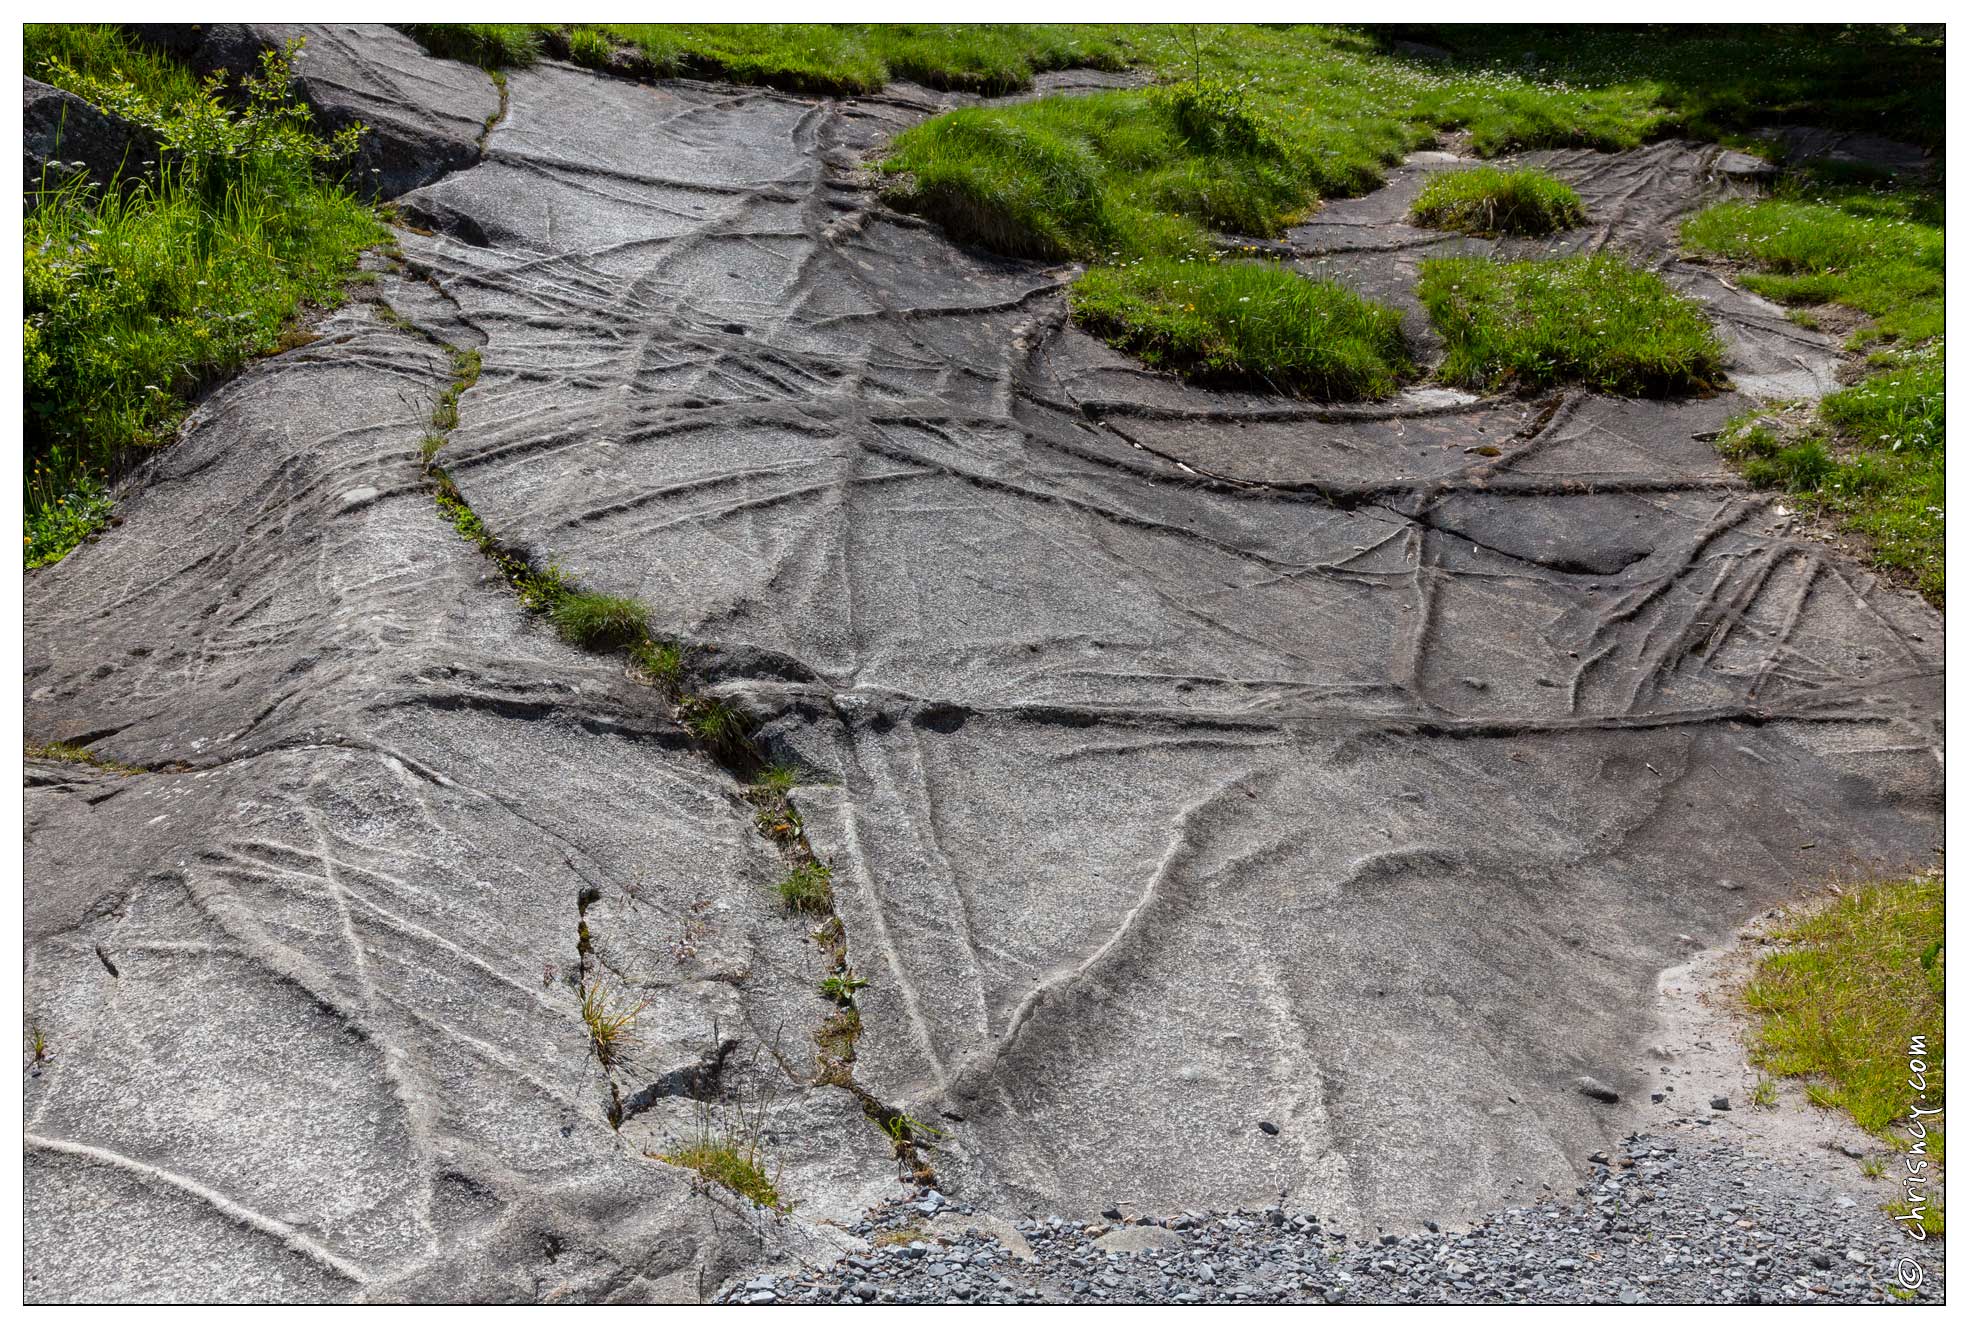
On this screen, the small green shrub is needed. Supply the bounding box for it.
[550,591,650,651]
[1420,253,1724,396]
[1410,166,1585,236]
[1072,258,1409,400]
[776,862,834,915]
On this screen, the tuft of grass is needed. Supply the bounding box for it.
[630,637,686,695]
[657,1133,784,1211]
[1071,258,1409,400]
[564,25,615,70]
[578,982,646,1070]
[1410,165,1585,237]
[682,697,754,763]
[397,23,542,70]
[775,862,834,915]
[1419,253,1725,396]
[1743,873,1943,1234]
[549,590,650,651]
[1750,1079,1778,1108]
[871,1226,926,1247]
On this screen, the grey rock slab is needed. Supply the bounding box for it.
[23,44,1945,1299]
[381,64,1938,1235]
[22,289,873,1301]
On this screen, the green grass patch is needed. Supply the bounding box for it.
[408,23,1138,96]
[1721,361,1943,605]
[1685,168,1943,603]
[23,36,385,569]
[1420,254,1725,396]
[1373,23,1945,151]
[396,23,542,70]
[24,23,203,109]
[1743,873,1943,1233]
[1410,166,1584,237]
[775,862,834,915]
[1681,173,1942,347]
[1071,258,1409,399]
[549,591,651,651]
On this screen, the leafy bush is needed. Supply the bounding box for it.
[1420,254,1724,396]
[1410,166,1585,236]
[24,38,383,568]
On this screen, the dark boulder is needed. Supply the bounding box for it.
[23,77,158,197]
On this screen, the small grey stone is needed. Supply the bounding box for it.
[1576,1076,1621,1103]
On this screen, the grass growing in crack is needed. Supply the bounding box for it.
[818,973,868,1006]
[682,697,755,764]
[1071,258,1409,400]
[657,1133,784,1212]
[775,862,834,915]
[579,982,645,1070]
[430,349,483,432]
[1742,872,1943,1233]
[815,1007,863,1064]
[1750,1079,1778,1109]
[1419,254,1725,396]
[630,637,686,695]
[24,738,143,775]
[549,591,651,652]
[23,37,385,567]
[1410,166,1585,237]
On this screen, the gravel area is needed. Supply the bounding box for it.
[721,1132,1942,1305]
